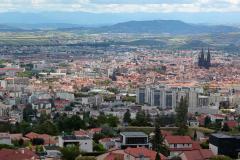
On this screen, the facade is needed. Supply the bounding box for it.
[58,135,93,152]
[120,132,149,149]
[136,88,145,105]
[164,135,199,156]
[0,148,38,160]
[179,149,214,160]
[136,85,177,109]
[198,48,211,69]
[97,147,167,160]
[0,133,11,145]
[209,133,240,158]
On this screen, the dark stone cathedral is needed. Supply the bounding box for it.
[198,48,211,69]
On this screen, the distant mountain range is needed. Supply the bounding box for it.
[96,20,240,34]
[0,20,240,35]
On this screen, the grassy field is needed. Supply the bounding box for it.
[119,126,215,135]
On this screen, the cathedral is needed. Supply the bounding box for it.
[198,48,211,69]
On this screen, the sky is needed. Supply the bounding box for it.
[1,0,240,13]
[0,0,240,25]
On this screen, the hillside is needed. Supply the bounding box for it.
[97,20,240,34]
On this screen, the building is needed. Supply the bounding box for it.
[179,149,214,160]
[136,85,177,109]
[0,133,11,145]
[97,147,167,160]
[99,138,116,150]
[58,135,93,152]
[0,148,38,160]
[120,132,149,149]
[198,48,211,69]
[164,135,201,156]
[25,132,56,146]
[209,133,240,158]
[136,88,145,105]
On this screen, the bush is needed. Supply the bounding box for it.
[61,145,80,160]
[200,141,209,149]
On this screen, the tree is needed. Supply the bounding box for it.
[204,116,211,127]
[107,115,119,127]
[61,145,80,160]
[193,130,197,141]
[123,109,131,124]
[12,138,24,147]
[155,152,161,160]
[152,122,163,152]
[23,104,36,122]
[175,97,188,135]
[57,115,86,132]
[131,110,151,126]
[93,143,106,152]
[35,145,44,154]
[152,119,169,156]
[34,120,58,136]
[200,141,209,149]
[222,123,230,132]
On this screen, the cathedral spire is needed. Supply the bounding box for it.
[198,48,211,69]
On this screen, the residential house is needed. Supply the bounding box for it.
[164,135,201,156]
[179,149,214,160]
[99,138,116,150]
[0,148,38,160]
[209,133,240,158]
[25,132,57,146]
[120,132,149,149]
[0,133,11,145]
[58,135,93,152]
[97,147,166,160]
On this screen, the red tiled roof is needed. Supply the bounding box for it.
[74,130,88,137]
[182,149,214,160]
[124,147,166,160]
[212,114,225,118]
[100,137,112,143]
[88,128,102,133]
[165,136,193,144]
[225,121,238,128]
[25,132,56,145]
[104,153,124,160]
[192,142,201,150]
[0,148,38,160]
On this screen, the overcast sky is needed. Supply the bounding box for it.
[1,0,240,13]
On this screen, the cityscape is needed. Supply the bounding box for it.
[1,0,240,160]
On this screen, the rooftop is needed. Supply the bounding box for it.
[120,132,147,137]
[62,135,91,140]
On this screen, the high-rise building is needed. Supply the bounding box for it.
[136,87,146,104]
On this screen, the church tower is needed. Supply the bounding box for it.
[198,48,211,69]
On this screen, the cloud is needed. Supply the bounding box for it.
[0,0,240,13]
